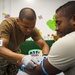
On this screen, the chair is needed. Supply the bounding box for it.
[28,49,42,55]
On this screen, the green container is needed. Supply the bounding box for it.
[19,40,54,55]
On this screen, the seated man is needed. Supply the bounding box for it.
[18,1,75,75]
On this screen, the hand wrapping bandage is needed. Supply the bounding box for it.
[21,55,37,69]
[21,55,48,69]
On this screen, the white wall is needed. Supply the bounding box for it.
[0,0,72,40]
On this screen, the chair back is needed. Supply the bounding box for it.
[28,49,42,55]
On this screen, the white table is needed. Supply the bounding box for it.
[17,69,64,75]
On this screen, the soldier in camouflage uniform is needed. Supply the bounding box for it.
[0,7,49,75]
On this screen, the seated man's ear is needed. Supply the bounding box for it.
[72,14,75,26]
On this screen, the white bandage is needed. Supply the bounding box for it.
[31,56,43,65]
[31,55,48,65]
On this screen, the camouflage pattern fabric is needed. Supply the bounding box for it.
[0,59,19,75]
[0,48,21,75]
[6,62,19,75]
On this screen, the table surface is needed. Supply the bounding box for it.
[17,69,64,75]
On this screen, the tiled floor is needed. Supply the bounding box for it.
[17,69,64,75]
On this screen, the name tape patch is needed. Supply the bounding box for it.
[0,40,3,46]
